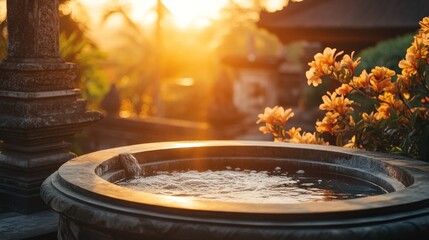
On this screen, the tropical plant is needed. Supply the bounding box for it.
[257,17,429,161]
[59,32,108,108]
[59,0,109,108]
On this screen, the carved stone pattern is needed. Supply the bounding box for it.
[0,98,86,117]
[0,69,76,91]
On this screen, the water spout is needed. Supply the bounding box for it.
[119,153,142,178]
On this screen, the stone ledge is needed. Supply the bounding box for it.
[0,61,74,71]
[0,111,103,129]
[0,210,58,240]
[0,89,80,99]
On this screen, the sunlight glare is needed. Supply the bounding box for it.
[0,1,6,20]
[264,0,288,12]
[163,0,227,28]
[172,142,207,149]
[128,0,157,25]
[175,78,195,87]
[78,0,229,28]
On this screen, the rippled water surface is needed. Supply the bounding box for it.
[117,167,386,203]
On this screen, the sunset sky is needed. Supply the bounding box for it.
[78,0,228,28]
[76,0,291,29]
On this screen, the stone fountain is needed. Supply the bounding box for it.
[41,141,429,240]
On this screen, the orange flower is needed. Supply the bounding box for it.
[420,17,429,32]
[259,124,275,135]
[378,92,405,112]
[306,67,323,87]
[313,47,344,67]
[417,32,429,50]
[343,136,355,148]
[374,103,391,120]
[257,106,295,139]
[274,107,294,125]
[290,131,328,145]
[335,84,353,95]
[257,106,294,125]
[350,70,370,89]
[319,92,354,115]
[286,127,302,139]
[341,51,361,75]
[306,47,344,87]
[274,137,287,143]
[316,112,339,135]
[399,30,429,81]
[378,92,395,105]
[362,112,377,123]
[257,107,276,125]
[399,58,417,78]
[343,136,362,149]
[396,74,412,89]
[369,67,396,93]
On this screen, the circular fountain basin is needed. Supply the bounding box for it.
[41,141,429,240]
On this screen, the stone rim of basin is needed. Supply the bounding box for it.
[43,141,429,219]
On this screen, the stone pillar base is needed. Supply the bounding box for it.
[0,151,75,213]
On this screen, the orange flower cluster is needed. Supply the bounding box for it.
[258,17,429,159]
[306,48,361,87]
[316,91,355,136]
[315,111,339,135]
[374,92,406,121]
[319,92,354,115]
[398,18,429,91]
[289,131,327,145]
[257,107,327,145]
[337,66,397,96]
[257,106,295,141]
[305,41,424,143]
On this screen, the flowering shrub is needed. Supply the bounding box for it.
[257,17,429,160]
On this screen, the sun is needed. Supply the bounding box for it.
[79,0,228,29]
[162,0,227,28]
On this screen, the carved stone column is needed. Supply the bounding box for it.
[0,0,102,213]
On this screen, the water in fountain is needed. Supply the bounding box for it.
[119,153,142,178]
[117,165,386,203]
